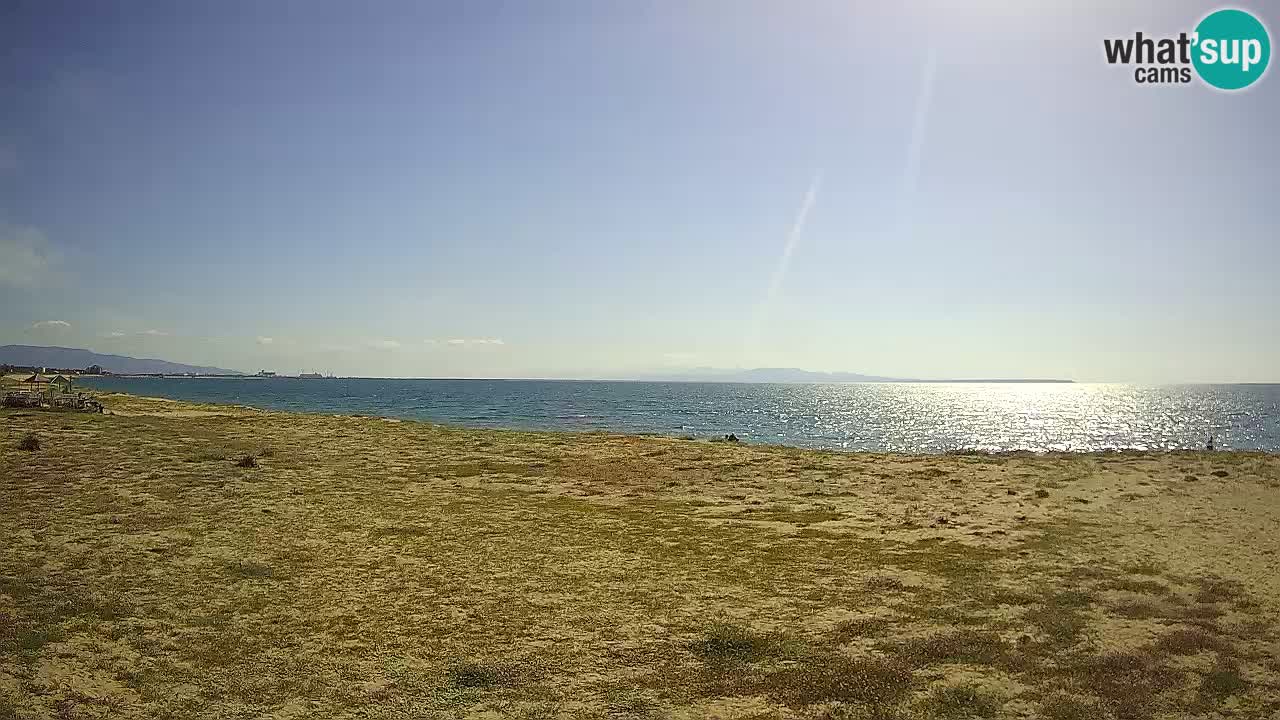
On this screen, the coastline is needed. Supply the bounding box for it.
[3,393,1279,718]
[68,379,1280,454]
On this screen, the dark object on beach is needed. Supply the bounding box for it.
[1205,435,1215,451]
[235,454,258,468]
[724,433,739,443]
[18,432,40,451]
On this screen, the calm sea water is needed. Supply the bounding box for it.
[75,378,1280,453]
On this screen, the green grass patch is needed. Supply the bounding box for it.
[689,622,780,665]
[1198,660,1249,701]
[447,659,523,689]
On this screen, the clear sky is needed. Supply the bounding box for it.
[1,1,1276,381]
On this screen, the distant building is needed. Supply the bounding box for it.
[257,370,277,378]
[299,372,323,379]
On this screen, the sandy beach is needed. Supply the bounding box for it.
[3,394,1279,719]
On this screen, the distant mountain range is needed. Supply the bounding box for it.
[633,367,1073,384]
[0,345,242,376]
[0,346,1072,383]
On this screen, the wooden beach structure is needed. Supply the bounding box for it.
[3,371,101,411]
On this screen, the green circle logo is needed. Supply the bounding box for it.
[1192,9,1271,90]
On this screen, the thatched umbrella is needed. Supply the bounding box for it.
[22,372,51,388]
[19,373,52,406]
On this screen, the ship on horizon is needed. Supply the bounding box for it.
[298,370,336,379]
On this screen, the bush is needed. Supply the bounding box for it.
[690,622,777,664]
[447,660,520,689]
[235,455,258,468]
[18,433,40,451]
[1199,660,1248,699]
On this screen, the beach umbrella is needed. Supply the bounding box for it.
[22,372,51,387]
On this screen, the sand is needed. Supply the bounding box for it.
[2,393,1279,719]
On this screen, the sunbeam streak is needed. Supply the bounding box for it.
[745,170,823,362]
[900,47,937,230]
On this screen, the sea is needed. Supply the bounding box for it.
[74,377,1280,454]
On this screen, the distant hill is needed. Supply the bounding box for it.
[0,345,243,376]
[636,367,1072,384]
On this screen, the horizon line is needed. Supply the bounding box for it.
[80,371,1280,384]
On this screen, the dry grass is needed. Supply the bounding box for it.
[2,395,1280,719]
[918,683,1002,719]
[831,617,892,643]
[1153,627,1231,655]
[1196,576,1247,604]
[761,654,916,709]
[892,629,1010,667]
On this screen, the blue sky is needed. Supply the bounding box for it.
[1,1,1276,381]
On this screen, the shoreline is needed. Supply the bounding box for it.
[66,383,1280,455]
[84,376,1080,383]
[3,394,1280,718]
[87,390,1277,457]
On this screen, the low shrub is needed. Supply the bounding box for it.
[690,622,777,664]
[448,659,521,689]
